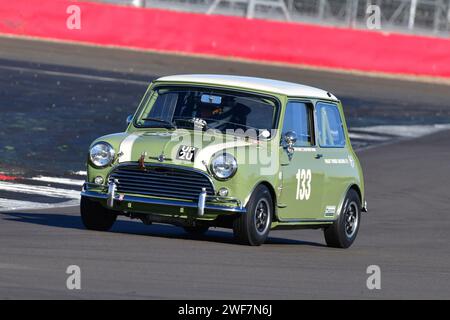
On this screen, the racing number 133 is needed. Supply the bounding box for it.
[296,169,311,200]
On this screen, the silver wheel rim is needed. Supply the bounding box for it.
[344,201,359,238]
[254,198,270,235]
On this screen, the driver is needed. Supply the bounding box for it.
[196,102,223,119]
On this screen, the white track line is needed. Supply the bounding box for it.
[30,176,84,186]
[348,132,390,141]
[0,181,80,199]
[0,198,59,210]
[352,124,450,138]
[0,65,148,85]
[0,199,79,211]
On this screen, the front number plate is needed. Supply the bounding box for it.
[176,145,198,162]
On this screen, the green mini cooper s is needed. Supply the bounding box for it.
[81,75,367,247]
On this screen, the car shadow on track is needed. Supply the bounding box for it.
[0,211,326,247]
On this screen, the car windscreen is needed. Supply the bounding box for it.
[135,86,279,134]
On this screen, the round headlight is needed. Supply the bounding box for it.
[210,153,237,180]
[89,142,115,168]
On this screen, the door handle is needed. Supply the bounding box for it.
[315,154,323,159]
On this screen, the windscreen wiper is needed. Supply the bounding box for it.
[141,117,177,129]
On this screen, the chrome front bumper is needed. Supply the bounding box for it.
[362,200,368,213]
[81,181,246,216]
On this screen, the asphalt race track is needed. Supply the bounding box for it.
[0,37,449,299]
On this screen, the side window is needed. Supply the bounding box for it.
[316,103,345,147]
[282,101,314,147]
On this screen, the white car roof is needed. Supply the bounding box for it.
[156,74,338,101]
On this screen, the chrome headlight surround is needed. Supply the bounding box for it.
[89,142,115,168]
[210,153,238,181]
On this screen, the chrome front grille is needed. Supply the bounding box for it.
[109,164,215,201]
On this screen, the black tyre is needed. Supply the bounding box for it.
[183,225,209,235]
[324,189,361,248]
[80,196,117,231]
[233,185,273,246]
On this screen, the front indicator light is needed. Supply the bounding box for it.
[218,187,229,197]
[94,176,104,185]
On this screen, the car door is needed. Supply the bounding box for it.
[277,100,326,221]
[315,102,353,218]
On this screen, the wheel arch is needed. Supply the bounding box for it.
[349,184,362,203]
[336,183,363,219]
[244,180,278,220]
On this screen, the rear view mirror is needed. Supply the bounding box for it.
[201,94,222,105]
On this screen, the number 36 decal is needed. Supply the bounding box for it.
[296,169,312,200]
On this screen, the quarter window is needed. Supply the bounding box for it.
[282,102,314,147]
[316,103,345,147]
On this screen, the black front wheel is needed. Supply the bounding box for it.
[324,189,361,248]
[233,185,273,246]
[80,196,117,231]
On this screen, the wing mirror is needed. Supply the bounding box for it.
[126,114,133,125]
[283,131,297,160]
[284,131,297,147]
